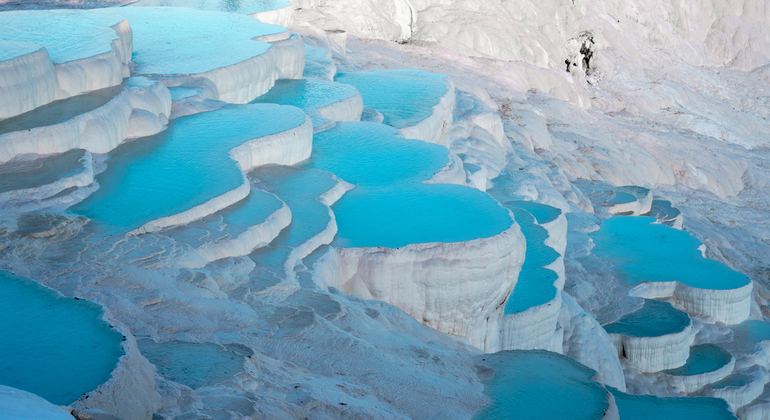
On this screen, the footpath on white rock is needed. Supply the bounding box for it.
[0,0,769,419]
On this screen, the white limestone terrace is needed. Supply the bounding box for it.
[660,344,736,394]
[115,7,303,104]
[604,299,695,372]
[124,0,294,27]
[0,9,131,113]
[700,366,768,412]
[0,386,75,420]
[0,149,92,206]
[0,77,171,164]
[650,198,684,229]
[576,180,653,216]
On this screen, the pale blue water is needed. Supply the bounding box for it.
[249,165,339,266]
[710,372,753,390]
[608,191,636,205]
[334,70,448,130]
[504,200,562,225]
[732,320,770,343]
[137,340,249,390]
[305,122,449,187]
[126,0,292,14]
[504,207,560,314]
[0,40,41,61]
[168,87,200,101]
[663,344,732,376]
[116,7,283,75]
[332,184,512,248]
[610,388,737,420]
[0,149,86,194]
[590,216,750,290]
[250,79,359,127]
[72,104,307,234]
[474,351,612,420]
[604,299,690,337]
[651,199,681,219]
[0,85,122,136]
[0,271,123,405]
[0,10,125,63]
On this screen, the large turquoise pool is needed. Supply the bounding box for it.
[0,271,123,405]
[590,216,750,290]
[663,344,732,377]
[72,104,307,234]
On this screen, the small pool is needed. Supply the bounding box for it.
[504,207,560,314]
[0,85,122,136]
[0,149,88,194]
[604,299,690,338]
[589,216,750,290]
[610,388,736,420]
[137,339,250,390]
[731,320,770,343]
[125,0,292,14]
[72,104,307,234]
[504,200,561,224]
[0,271,123,405]
[305,122,450,187]
[334,70,448,130]
[474,351,612,420]
[663,344,732,377]
[168,86,201,101]
[332,183,512,249]
[251,79,359,127]
[116,7,283,75]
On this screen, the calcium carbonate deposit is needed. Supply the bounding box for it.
[1,0,770,418]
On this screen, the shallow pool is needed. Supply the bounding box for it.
[125,0,292,14]
[0,271,123,405]
[610,388,736,420]
[604,299,690,338]
[334,70,448,130]
[663,344,732,377]
[0,149,87,194]
[72,104,306,233]
[590,216,750,290]
[731,320,770,343]
[474,351,612,420]
[251,79,360,127]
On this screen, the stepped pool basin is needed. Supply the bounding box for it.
[250,79,361,127]
[0,271,123,405]
[504,200,562,224]
[334,70,448,130]
[168,86,201,101]
[503,207,560,314]
[732,321,770,343]
[125,0,292,15]
[590,216,750,290]
[137,340,249,390]
[663,345,733,377]
[306,122,450,187]
[610,388,737,420]
[0,86,123,137]
[332,184,512,248]
[0,149,88,195]
[72,104,307,234]
[604,299,690,338]
[116,7,283,76]
[474,351,615,420]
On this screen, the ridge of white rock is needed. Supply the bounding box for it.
[738,383,770,420]
[629,281,753,325]
[400,77,456,145]
[131,115,312,235]
[0,150,93,204]
[0,41,58,120]
[608,322,695,373]
[500,290,564,351]
[327,220,526,352]
[700,367,767,412]
[662,357,736,394]
[0,78,171,164]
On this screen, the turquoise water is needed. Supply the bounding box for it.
[604,299,690,337]
[334,70,448,130]
[249,165,339,266]
[72,104,307,234]
[608,191,636,205]
[590,216,750,290]
[303,45,334,79]
[332,184,512,248]
[474,351,611,420]
[0,10,125,63]
[663,344,732,376]
[651,199,680,219]
[0,85,122,136]
[0,271,123,405]
[168,87,200,101]
[710,372,753,390]
[305,122,449,187]
[251,79,359,127]
[0,149,86,194]
[117,7,283,75]
[610,388,737,420]
[505,200,561,224]
[0,40,42,62]
[126,0,292,14]
[137,340,249,389]
[504,207,560,314]
[732,320,770,343]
